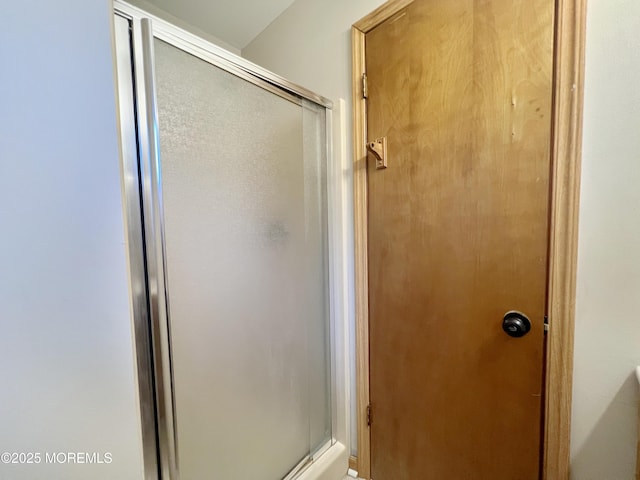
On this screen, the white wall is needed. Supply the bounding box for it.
[570,1,640,479]
[243,0,387,456]
[0,1,144,479]
[243,0,384,105]
[124,0,242,55]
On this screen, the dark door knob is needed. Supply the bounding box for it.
[502,311,531,338]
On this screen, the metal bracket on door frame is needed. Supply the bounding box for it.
[367,137,387,170]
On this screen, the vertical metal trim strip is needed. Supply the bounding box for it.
[132,17,179,480]
[324,107,338,445]
[113,13,160,480]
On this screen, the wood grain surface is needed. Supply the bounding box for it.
[365,0,554,478]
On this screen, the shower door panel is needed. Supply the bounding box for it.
[153,39,330,480]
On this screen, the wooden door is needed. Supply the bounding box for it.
[365,0,554,478]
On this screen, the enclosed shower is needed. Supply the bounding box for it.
[113,3,338,479]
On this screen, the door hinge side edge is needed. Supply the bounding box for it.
[367,404,372,426]
[362,73,368,99]
[544,315,549,333]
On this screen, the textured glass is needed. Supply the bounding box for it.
[153,39,331,480]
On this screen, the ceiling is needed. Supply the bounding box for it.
[147,0,296,50]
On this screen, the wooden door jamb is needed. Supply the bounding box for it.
[351,1,587,478]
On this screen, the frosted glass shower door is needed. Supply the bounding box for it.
[153,39,331,480]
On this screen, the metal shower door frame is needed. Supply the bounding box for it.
[112,3,336,479]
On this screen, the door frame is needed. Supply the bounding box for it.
[351,0,587,478]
